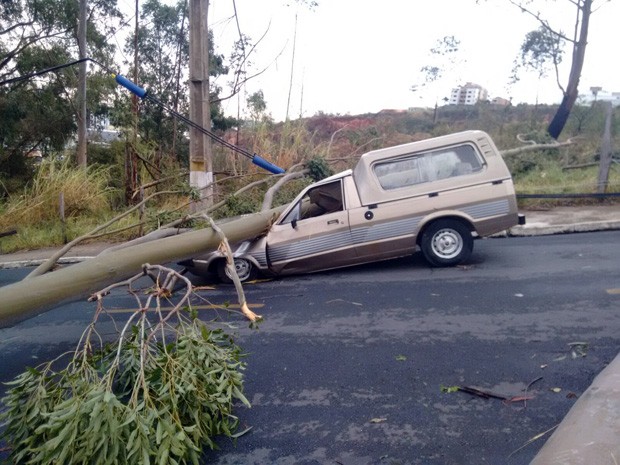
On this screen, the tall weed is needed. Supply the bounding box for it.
[0,159,114,229]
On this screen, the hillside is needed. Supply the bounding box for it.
[231,102,619,208]
[246,103,616,174]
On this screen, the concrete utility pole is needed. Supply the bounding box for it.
[189,0,213,210]
[76,0,88,167]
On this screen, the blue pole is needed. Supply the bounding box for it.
[252,154,285,174]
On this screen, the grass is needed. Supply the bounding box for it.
[2,161,616,253]
[0,160,112,225]
[0,159,141,253]
[516,164,620,194]
[0,215,141,253]
[514,160,620,209]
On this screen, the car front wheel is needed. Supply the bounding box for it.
[420,219,473,267]
[216,258,257,283]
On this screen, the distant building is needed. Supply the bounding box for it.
[87,128,122,146]
[86,114,121,146]
[491,97,511,107]
[448,82,488,105]
[378,109,407,115]
[579,89,620,107]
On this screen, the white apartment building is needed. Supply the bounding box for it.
[579,89,620,107]
[448,82,489,105]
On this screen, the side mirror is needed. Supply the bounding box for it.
[291,219,298,229]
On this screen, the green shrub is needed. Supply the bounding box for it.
[1,266,249,465]
[306,156,334,181]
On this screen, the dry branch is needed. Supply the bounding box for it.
[501,137,578,157]
[562,162,598,170]
[205,216,261,322]
[261,168,309,211]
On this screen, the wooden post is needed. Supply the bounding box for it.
[59,192,67,244]
[597,101,613,194]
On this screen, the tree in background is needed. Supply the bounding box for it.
[247,90,267,124]
[117,0,235,166]
[511,27,565,97]
[0,0,120,189]
[118,0,190,166]
[500,0,598,139]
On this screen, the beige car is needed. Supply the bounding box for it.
[182,130,524,282]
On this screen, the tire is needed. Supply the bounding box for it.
[216,258,257,284]
[420,219,473,267]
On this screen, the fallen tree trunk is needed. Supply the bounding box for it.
[0,207,284,328]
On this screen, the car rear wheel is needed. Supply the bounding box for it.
[216,258,257,283]
[420,219,473,267]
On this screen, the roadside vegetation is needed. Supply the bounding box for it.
[0,102,618,253]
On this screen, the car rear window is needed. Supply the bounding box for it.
[374,144,484,190]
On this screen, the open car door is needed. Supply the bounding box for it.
[266,179,358,275]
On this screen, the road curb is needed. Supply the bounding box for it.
[530,351,620,465]
[509,220,620,237]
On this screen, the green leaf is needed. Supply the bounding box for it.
[440,385,460,394]
[230,426,253,439]
[232,386,250,408]
[156,420,164,445]
[159,438,170,465]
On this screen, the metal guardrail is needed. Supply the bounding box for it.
[517,192,620,199]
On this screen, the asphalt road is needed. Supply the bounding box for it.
[1,231,619,465]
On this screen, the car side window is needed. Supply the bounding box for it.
[280,180,344,224]
[374,144,484,190]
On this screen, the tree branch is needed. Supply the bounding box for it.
[204,215,261,322]
[25,190,184,278]
[508,0,577,43]
[211,21,273,104]
[500,137,579,156]
[261,169,309,211]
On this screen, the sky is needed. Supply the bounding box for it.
[204,0,619,122]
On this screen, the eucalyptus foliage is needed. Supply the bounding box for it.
[0,265,250,464]
[118,0,234,162]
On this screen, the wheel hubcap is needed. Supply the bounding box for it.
[226,258,252,281]
[431,229,463,259]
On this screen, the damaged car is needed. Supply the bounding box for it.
[181,130,524,282]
